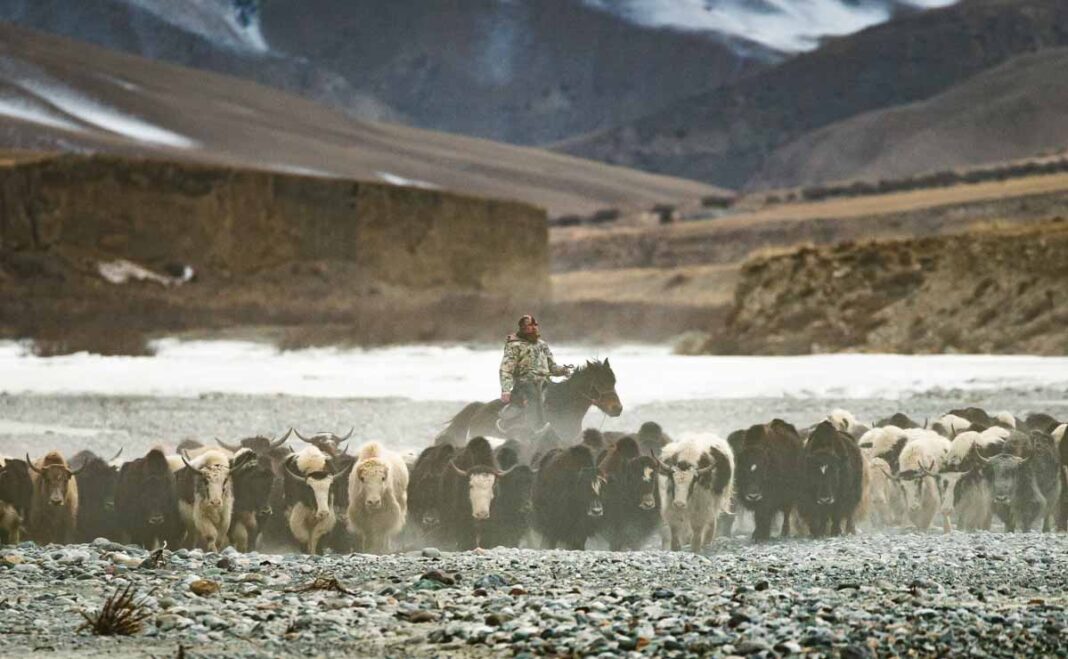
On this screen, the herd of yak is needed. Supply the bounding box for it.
[1,406,1066,555]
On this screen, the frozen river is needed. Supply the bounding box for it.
[2,340,1067,457]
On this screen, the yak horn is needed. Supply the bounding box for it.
[180,450,203,475]
[496,465,518,478]
[449,460,468,477]
[293,428,313,442]
[271,428,293,449]
[216,437,242,452]
[283,461,306,482]
[25,454,42,474]
[338,427,354,441]
[109,447,124,463]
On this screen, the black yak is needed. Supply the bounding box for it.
[734,420,803,541]
[799,421,866,537]
[532,444,605,549]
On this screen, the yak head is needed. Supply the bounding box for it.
[978,453,1026,505]
[806,451,840,507]
[232,451,276,519]
[736,445,770,505]
[627,456,659,511]
[657,455,713,510]
[893,462,939,513]
[285,457,352,520]
[181,452,232,511]
[576,466,606,518]
[27,452,81,507]
[355,459,392,511]
[450,462,516,520]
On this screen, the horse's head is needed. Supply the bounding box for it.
[577,359,622,417]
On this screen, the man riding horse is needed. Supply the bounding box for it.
[499,315,573,434]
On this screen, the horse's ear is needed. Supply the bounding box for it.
[604,358,610,368]
[586,360,592,367]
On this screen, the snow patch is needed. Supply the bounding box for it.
[2,342,1068,403]
[0,96,84,133]
[17,79,195,149]
[121,0,269,54]
[376,171,439,190]
[585,0,959,52]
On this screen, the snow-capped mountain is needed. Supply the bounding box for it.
[584,0,958,51]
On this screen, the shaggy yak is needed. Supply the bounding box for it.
[734,420,803,541]
[798,421,866,537]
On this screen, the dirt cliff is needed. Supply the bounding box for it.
[702,221,1068,355]
[0,152,547,295]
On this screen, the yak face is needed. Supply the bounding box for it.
[497,466,535,517]
[579,468,606,518]
[807,455,840,506]
[628,458,658,511]
[243,465,276,519]
[982,455,1025,505]
[194,465,231,511]
[737,449,768,504]
[896,468,936,513]
[936,470,970,516]
[38,465,75,507]
[142,474,175,526]
[306,473,335,519]
[467,469,498,521]
[356,460,390,510]
[663,461,702,510]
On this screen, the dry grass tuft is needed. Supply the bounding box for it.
[78,584,153,636]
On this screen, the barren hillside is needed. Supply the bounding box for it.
[557,0,1068,189]
[753,48,1068,188]
[0,23,724,217]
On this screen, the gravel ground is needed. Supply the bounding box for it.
[0,533,1064,657]
[2,390,1067,656]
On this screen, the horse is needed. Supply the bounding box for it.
[436,359,623,444]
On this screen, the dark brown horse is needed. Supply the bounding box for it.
[436,359,622,444]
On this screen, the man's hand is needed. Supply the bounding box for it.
[501,392,511,404]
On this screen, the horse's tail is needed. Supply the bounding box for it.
[435,402,483,446]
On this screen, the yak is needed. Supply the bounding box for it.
[176,449,233,551]
[596,435,661,551]
[228,448,277,552]
[441,437,514,550]
[115,448,183,549]
[69,449,124,543]
[658,433,733,552]
[346,442,408,554]
[980,431,1061,532]
[406,444,455,543]
[734,420,803,542]
[532,444,605,550]
[0,457,33,544]
[799,421,866,537]
[283,446,353,554]
[27,451,82,545]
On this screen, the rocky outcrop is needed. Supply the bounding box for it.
[703,221,1068,355]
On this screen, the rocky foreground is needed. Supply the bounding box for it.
[0,532,1064,657]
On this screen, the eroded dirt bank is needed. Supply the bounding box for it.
[701,221,1068,355]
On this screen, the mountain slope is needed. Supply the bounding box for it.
[0,23,724,216]
[0,0,778,146]
[557,0,1068,189]
[752,48,1068,188]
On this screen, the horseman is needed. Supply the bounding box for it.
[499,315,572,434]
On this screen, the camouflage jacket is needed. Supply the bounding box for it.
[499,335,567,393]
